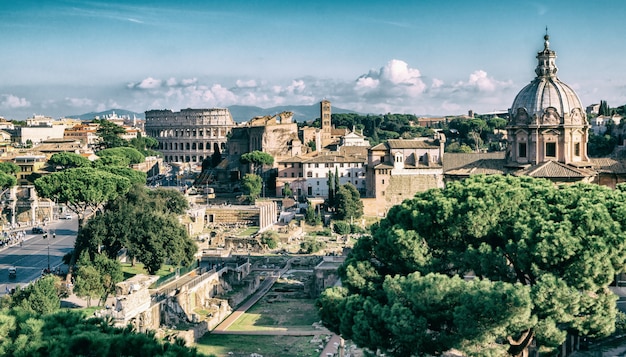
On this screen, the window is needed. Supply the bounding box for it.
[299,173,303,177]
[307,172,312,178]
[316,181,319,185]
[518,143,527,158]
[291,172,295,177]
[340,163,344,168]
[315,163,319,168]
[546,142,556,157]
[382,179,385,184]
[315,173,319,178]
[574,143,581,156]
[283,173,287,177]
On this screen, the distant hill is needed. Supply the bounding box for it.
[69,104,359,123]
[66,109,144,121]
[227,104,359,123]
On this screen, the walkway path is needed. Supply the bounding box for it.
[319,334,343,357]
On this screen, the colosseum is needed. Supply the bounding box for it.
[144,108,236,164]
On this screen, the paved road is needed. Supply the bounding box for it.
[0,216,77,294]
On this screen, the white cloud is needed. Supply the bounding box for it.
[9,61,511,120]
[354,59,426,98]
[181,78,198,86]
[0,94,31,109]
[128,77,162,89]
[236,79,257,88]
[65,97,93,107]
[454,70,511,92]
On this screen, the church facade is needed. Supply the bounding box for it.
[445,34,597,184]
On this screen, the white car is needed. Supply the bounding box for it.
[61,214,72,220]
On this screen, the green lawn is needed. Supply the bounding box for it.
[120,262,176,278]
[227,295,319,331]
[196,334,326,357]
[237,226,259,237]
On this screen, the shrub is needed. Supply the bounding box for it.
[259,230,279,249]
[333,221,351,235]
[300,238,326,254]
[350,224,366,234]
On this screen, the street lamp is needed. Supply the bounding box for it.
[47,240,50,272]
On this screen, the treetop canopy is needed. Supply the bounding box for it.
[318,175,626,356]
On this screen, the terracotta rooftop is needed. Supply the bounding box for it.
[517,161,596,179]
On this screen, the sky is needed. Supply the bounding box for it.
[1,0,626,120]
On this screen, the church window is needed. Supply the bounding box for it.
[574,143,581,156]
[546,142,556,157]
[518,143,527,158]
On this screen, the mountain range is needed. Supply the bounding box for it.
[67,104,360,123]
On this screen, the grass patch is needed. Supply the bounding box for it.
[196,334,325,357]
[120,262,176,279]
[227,297,319,331]
[237,226,259,237]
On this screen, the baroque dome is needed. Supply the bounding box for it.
[509,34,586,125]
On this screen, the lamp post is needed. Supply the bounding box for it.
[47,240,50,272]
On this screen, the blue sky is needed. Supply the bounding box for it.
[1,0,626,120]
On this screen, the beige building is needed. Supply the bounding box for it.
[144,108,236,164]
[64,123,100,147]
[228,111,301,159]
[365,136,445,215]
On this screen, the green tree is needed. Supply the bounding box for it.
[0,309,203,357]
[97,147,145,165]
[75,186,196,274]
[0,161,18,191]
[73,252,105,307]
[73,252,123,306]
[300,238,326,254]
[332,221,351,235]
[327,170,335,208]
[47,152,91,171]
[0,162,20,175]
[259,230,279,249]
[94,118,128,149]
[305,202,316,225]
[446,142,474,153]
[34,167,132,226]
[92,154,131,168]
[318,175,626,356]
[98,166,147,186]
[283,182,293,197]
[10,275,61,315]
[129,134,160,157]
[240,151,274,176]
[334,183,363,221]
[241,173,262,202]
[147,187,190,214]
[588,132,617,157]
[599,100,611,116]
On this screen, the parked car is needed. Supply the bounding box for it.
[32,226,44,234]
[61,214,72,220]
[8,267,16,279]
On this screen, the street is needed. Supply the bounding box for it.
[0,216,77,294]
